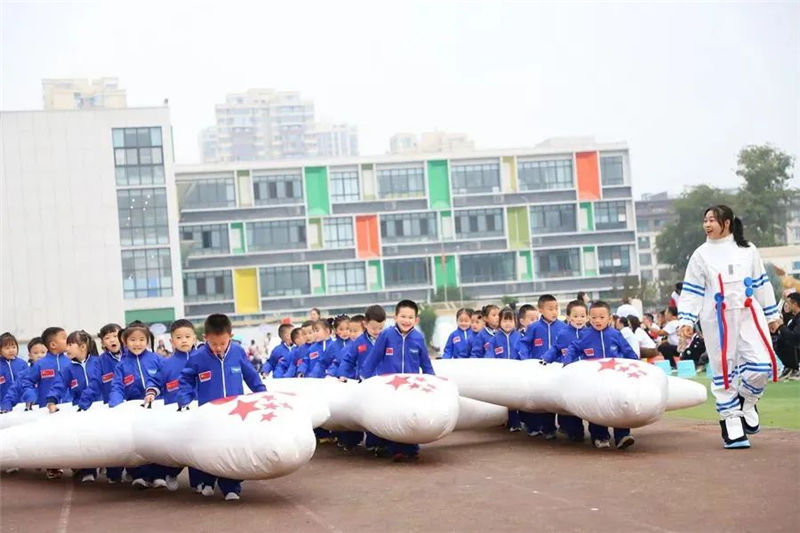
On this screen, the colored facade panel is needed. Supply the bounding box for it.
[312,263,326,295]
[506,206,530,250]
[368,259,383,291]
[237,170,252,207]
[579,202,594,231]
[582,246,597,277]
[519,250,533,281]
[355,215,380,258]
[576,152,601,201]
[234,268,260,314]
[361,164,375,201]
[308,218,323,250]
[230,222,245,254]
[304,166,330,216]
[124,307,176,325]
[440,210,454,239]
[427,160,451,210]
[502,156,518,192]
[434,255,457,289]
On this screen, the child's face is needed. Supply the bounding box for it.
[365,320,384,338]
[310,309,320,321]
[28,343,47,362]
[500,317,516,333]
[395,306,417,333]
[49,330,68,354]
[302,326,314,344]
[313,325,329,343]
[280,328,292,344]
[349,321,364,340]
[171,327,196,353]
[66,342,87,361]
[125,330,149,355]
[205,332,231,356]
[539,301,559,323]
[335,320,349,339]
[470,315,484,333]
[1,342,18,360]
[485,309,500,329]
[569,306,588,329]
[589,307,611,331]
[457,313,472,330]
[102,331,121,354]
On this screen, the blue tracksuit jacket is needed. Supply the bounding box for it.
[109,350,163,407]
[17,352,72,407]
[442,328,472,359]
[361,326,434,378]
[276,343,312,378]
[563,327,639,365]
[47,356,103,410]
[542,325,587,364]
[489,330,522,359]
[470,327,496,358]
[146,349,194,405]
[519,318,568,360]
[324,337,349,377]
[177,342,265,407]
[336,331,376,379]
[304,338,342,378]
[97,350,122,403]
[0,357,30,410]
[263,342,291,376]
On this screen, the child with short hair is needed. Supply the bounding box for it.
[0,333,28,412]
[489,308,522,431]
[303,319,340,379]
[563,300,639,449]
[26,337,48,365]
[470,305,500,358]
[169,313,266,500]
[93,323,126,483]
[348,315,366,341]
[361,300,434,462]
[442,308,473,359]
[18,327,71,412]
[280,321,315,378]
[273,328,301,378]
[323,315,351,377]
[262,323,294,377]
[517,304,539,333]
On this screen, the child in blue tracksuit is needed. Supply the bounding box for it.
[109,321,165,488]
[276,322,314,378]
[94,323,126,484]
[324,315,351,377]
[489,308,522,431]
[0,333,29,412]
[46,330,103,482]
[563,300,639,450]
[470,305,500,358]
[442,308,473,359]
[262,323,293,376]
[519,295,568,439]
[542,300,590,441]
[163,313,266,501]
[361,300,434,462]
[305,320,342,379]
[16,327,71,410]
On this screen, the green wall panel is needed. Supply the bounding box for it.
[507,206,530,250]
[434,255,457,289]
[580,202,594,231]
[125,307,175,325]
[519,250,533,281]
[230,222,245,254]
[304,166,330,216]
[368,259,383,291]
[312,263,326,294]
[427,160,451,210]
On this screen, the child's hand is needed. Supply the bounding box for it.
[538,360,547,365]
[24,402,33,411]
[142,394,155,408]
[338,376,347,382]
[47,403,58,414]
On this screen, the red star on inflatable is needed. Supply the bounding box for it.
[409,383,420,389]
[626,371,643,379]
[260,412,277,422]
[414,376,426,382]
[422,386,434,393]
[262,401,278,410]
[386,376,410,390]
[228,399,260,420]
[261,394,275,401]
[280,402,293,410]
[596,359,622,372]
[210,396,237,405]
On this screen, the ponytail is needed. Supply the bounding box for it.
[705,205,749,248]
[67,330,99,358]
[732,216,749,248]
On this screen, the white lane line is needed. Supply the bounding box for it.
[56,482,74,533]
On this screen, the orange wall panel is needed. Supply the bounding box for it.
[576,151,601,201]
[355,215,380,258]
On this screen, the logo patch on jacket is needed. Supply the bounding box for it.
[385,348,394,356]
[102,372,114,383]
[231,366,241,374]
[166,379,179,392]
[453,336,461,344]
[561,348,568,355]
[410,348,419,354]
[309,351,319,360]
[584,348,595,356]
[483,342,490,349]
[495,346,504,355]
[70,379,78,389]
[358,344,367,353]
[147,368,157,376]
[0,376,5,384]
[534,338,544,347]
[123,374,135,386]
[40,369,55,379]
[610,345,618,352]
[199,370,212,382]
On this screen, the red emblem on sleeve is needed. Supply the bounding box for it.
[41,369,55,379]
[0,376,5,384]
[584,348,595,356]
[534,338,544,347]
[166,379,179,392]
[102,372,114,383]
[385,348,394,356]
[494,346,503,354]
[453,336,461,344]
[123,374,135,386]
[199,370,212,382]
[357,344,367,353]
[70,379,78,389]
[309,351,319,360]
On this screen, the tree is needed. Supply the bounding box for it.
[736,145,796,247]
[656,185,738,270]
[417,305,438,348]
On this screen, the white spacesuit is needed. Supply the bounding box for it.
[678,234,779,448]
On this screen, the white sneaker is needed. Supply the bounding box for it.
[616,435,635,450]
[150,478,167,489]
[132,478,148,489]
[122,472,133,483]
[165,475,179,491]
[194,483,204,494]
[224,492,240,501]
[107,478,117,484]
[593,439,611,449]
[4,468,19,474]
[81,474,96,483]
[201,485,215,497]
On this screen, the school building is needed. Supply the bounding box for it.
[175,138,640,320]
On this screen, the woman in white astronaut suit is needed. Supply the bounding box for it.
[678,205,781,449]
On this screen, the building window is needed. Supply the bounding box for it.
[534,248,581,279]
[180,224,230,256]
[246,219,306,251]
[183,270,233,302]
[454,208,504,238]
[327,262,366,293]
[518,159,573,191]
[113,127,165,186]
[376,166,425,198]
[637,219,649,232]
[259,265,310,297]
[121,248,173,299]
[117,188,169,247]
[451,162,500,195]
[598,245,632,275]
[180,178,236,209]
[641,269,654,281]
[459,252,516,284]
[600,155,624,186]
[384,258,430,287]
[637,236,651,249]
[380,212,438,243]
[639,253,652,266]
[529,203,577,235]
[329,168,360,203]
[323,217,354,248]
[252,173,303,205]
[594,201,628,230]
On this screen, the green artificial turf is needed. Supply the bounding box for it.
[667,377,800,430]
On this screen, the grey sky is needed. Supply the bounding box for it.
[2,1,798,195]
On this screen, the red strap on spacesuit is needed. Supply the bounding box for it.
[744,298,779,383]
[717,274,730,390]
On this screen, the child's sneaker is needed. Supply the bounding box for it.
[122,472,133,483]
[593,439,611,449]
[508,426,522,433]
[224,492,240,501]
[131,478,148,489]
[46,469,63,480]
[526,429,543,437]
[150,478,167,489]
[616,435,635,450]
[81,473,96,483]
[543,431,557,440]
[4,468,19,474]
[165,476,179,491]
[107,478,118,484]
[194,483,205,494]
[374,447,392,458]
[201,484,215,497]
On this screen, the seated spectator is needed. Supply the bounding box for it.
[680,328,707,372]
[776,292,800,381]
[669,283,683,308]
[653,307,681,368]
[642,313,660,341]
[616,297,641,320]
[629,316,657,358]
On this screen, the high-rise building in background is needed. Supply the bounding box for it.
[201,89,358,163]
[1,107,183,339]
[634,192,677,283]
[175,138,638,320]
[42,77,127,110]
[389,131,475,154]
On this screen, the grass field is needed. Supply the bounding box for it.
[667,377,800,429]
